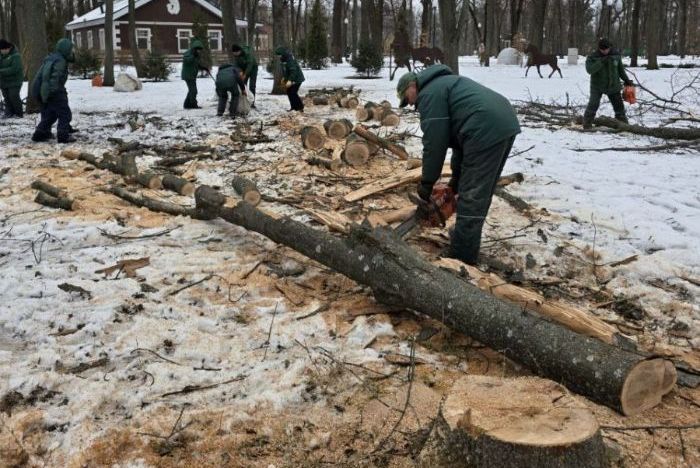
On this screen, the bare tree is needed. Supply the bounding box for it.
[629,0,641,66]
[247,0,261,47]
[220,0,238,61]
[439,0,468,73]
[331,0,343,62]
[510,0,524,41]
[128,0,144,76]
[420,0,432,47]
[677,0,688,58]
[271,0,287,94]
[646,0,664,70]
[16,0,48,113]
[103,0,115,86]
[529,0,548,50]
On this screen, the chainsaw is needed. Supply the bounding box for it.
[395,184,457,238]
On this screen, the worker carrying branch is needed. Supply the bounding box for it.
[396,65,521,265]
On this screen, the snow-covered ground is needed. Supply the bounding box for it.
[1,55,699,466]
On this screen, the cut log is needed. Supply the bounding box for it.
[343,95,359,108]
[380,206,416,224]
[380,100,392,109]
[301,126,326,150]
[34,190,77,211]
[117,152,138,178]
[371,106,386,121]
[162,175,195,196]
[496,172,525,187]
[343,134,372,167]
[355,107,372,122]
[381,111,400,127]
[353,124,409,160]
[406,158,422,170]
[418,375,605,468]
[31,180,67,199]
[307,155,342,171]
[435,258,623,345]
[111,184,677,415]
[71,151,137,178]
[135,172,163,189]
[323,119,354,140]
[231,175,261,206]
[312,95,329,105]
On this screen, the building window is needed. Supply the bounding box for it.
[177,29,192,53]
[75,32,82,48]
[87,30,94,49]
[136,28,151,51]
[99,29,105,50]
[208,30,222,51]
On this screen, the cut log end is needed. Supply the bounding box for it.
[620,358,677,416]
[324,119,353,140]
[420,375,604,467]
[301,126,326,150]
[312,95,329,105]
[381,112,400,127]
[355,107,371,122]
[136,172,163,190]
[231,175,261,207]
[162,174,195,197]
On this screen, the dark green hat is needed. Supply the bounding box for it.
[396,72,417,107]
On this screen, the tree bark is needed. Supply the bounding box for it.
[420,0,432,47]
[111,185,677,415]
[351,0,358,54]
[162,175,195,196]
[128,0,143,76]
[221,0,238,62]
[529,0,548,50]
[103,0,115,86]
[331,0,343,62]
[630,0,641,66]
[646,0,665,70]
[678,0,688,58]
[34,190,77,211]
[353,124,409,160]
[231,175,261,206]
[271,0,287,94]
[15,0,48,113]
[583,116,700,140]
[510,0,524,41]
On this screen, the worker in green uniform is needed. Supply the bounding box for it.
[231,44,258,108]
[181,38,208,109]
[0,38,24,118]
[275,47,305,112]
[397,65,521,265]
[583,38,634,129]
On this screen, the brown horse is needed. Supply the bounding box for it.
[524,44,563,78]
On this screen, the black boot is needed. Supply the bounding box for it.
[32,131,53,142]
[57,135,77,144]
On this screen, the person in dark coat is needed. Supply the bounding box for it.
[275,47,305,112]
[397,65,521,265]
[583,38,633,129]
[0,38,24,118]
[31,38,76,143]
[231,44,258,108]
[181,38,208,109]
[215,63,246,118]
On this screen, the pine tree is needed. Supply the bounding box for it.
[352,39,383,77]
[306,0,328,70]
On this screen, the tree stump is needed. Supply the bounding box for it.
[301,126,326,150]
[324,119,354,140]
[135,172,163,189]
[343,134,371,167]
[312,95,329,105]
[231,175,261,206]
[381,111,401,127]
[418,375,605,468]
[162,175,195,196]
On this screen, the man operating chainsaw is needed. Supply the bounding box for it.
[397,65,521,265]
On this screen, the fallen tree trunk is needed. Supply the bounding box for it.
[231,175,261,206]
[419,375,605,467]
[31,180,67,199]
[353,125,409,160]
[111,184,676,415]
[579,116,700,140]
[69,151,138,178]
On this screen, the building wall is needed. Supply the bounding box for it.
[69,0,269,60]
